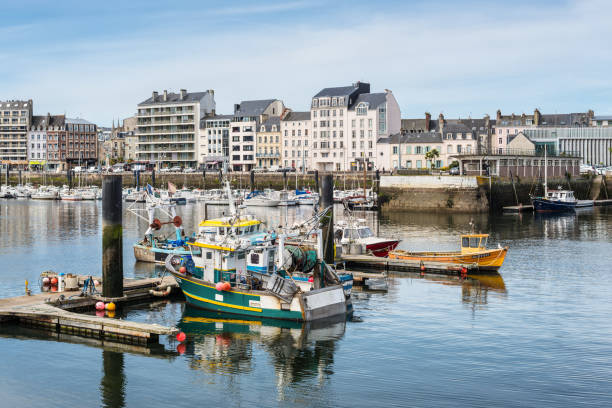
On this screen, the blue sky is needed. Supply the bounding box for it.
[1,0,611,126]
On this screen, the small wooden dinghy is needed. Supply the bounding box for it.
[388,234,508,271]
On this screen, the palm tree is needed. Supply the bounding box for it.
[424,148,440,169]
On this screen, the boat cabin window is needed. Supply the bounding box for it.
[480,237,487,248]
[469,237,480,248]
[358,227,373,238]
[250,253,259,264]
[206,251,212,260]
[462,237,469,247]
[218,227,225,235]
[237,252,245,259]
[343,229,359,240]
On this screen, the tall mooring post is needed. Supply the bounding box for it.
[151,169,156,188]
[102,175,123,298]
[321,174,334,264]
[375,169,380,194]
[202,169,206,190]
[18,170,22,186]
[134,170,140,191]
[5,165,9,185]
[314,170,319,195]
[67,168,72,190]
[250,170,255,192]
[282,170,287,190]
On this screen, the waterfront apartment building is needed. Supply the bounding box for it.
[64,118,98,169]
[230,99,284,171]
[309,82,400,171]
[137,89,216,169]
[200,114,231,169]
[280,111,311,170]
[28,114,65,170]
[256,116,281,169]
[0,99,33,169]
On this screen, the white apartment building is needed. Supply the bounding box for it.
[309,82,400,171]
[230,99,284,171]
[136,89,215,169]
[0,99,33,169]
[27,116,50,169]
[280,111,311,170]
[201,114,232,169]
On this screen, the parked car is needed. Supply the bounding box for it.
[449,167,460,175]
[73,166,86,173]
[268,165,280,172]
[87,166,99,174]
[183,167,196,173]
[112,167,123,173]
[253,167,267,173]
[170,166,182,172]
[580,164,595,174]
[159,167,171,173]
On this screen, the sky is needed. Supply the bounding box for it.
[1,0,611,126]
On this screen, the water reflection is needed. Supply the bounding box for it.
[100,350,126,408]
[178,306,345,394]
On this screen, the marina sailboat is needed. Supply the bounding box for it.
[530,146,576,212]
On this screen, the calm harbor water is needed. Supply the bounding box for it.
[0,199,611,407]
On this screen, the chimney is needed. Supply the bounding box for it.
[180,89,187,100]
[234,104,240,113]
[534,108,541,126]
[425,112,431,131]
[152,91,158,101]
[496,109,502,121]
[208,89,214,96]
[163,90,168,101]
[438,113,445,133]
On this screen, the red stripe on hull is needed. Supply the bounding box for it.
[366,240,399,257]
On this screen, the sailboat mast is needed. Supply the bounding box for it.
[544,144,548,197]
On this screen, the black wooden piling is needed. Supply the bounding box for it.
[102,175,123,298]
[314,170,319,195]
[282,170,287,190]
[67,168,72,190]
[321,174,334,264]
[250,170,255,192]
[375,169,380,194]
[151,169,156,188]
[5,165,9,185]
[101,351,126,408]
[202,169,206,190]
[18,170,22,185]
[134,170,140,191]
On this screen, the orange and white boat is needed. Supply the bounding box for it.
[388,234,508,271]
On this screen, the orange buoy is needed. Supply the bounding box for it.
[179,266,187,274]
[223,282,231,291]
[215,282,225,291]
[176,332,186,342]
[106,302,116,311]
[51,277,58,285]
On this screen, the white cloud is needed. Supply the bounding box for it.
[4,0,612,124]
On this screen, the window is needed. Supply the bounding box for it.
[457,145,462,153]
[447,145,452,153]
[206,252,212,260]
[415,146,422,154]
[393,146,398,154]
[356,103,367,115]
[416,160,422,168]
[351,119,356,127]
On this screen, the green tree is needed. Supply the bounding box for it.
[425,148,440,169]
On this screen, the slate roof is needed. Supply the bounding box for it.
[233,99,277,117]
[66,117,95,125]
[539,113,590,127]
[260,116,281,132]
[381,132,443,144]
[138,91,211,106]
[401,118,439,132]
[350,93,387,110]
[282,111,311,121]
[31,115,65,129]
[313,86,358,98]
[594,115,612,121]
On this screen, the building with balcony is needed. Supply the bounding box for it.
[257,116,281,169]
[309,82,400,171]
[280,111,311,171]
[201,114,232,169]
[230,99,284,171]
[136,89,215,169]
[0,99,33,169]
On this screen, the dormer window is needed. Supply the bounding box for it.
[272,125,277,132]
[312,99,318,108]
[332,98,337,106]
[446,133,452,139]
[339,98,344,106]
[356,102,368,116]
[260,125,265,132]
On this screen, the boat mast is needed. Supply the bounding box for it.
[544,144,548,197]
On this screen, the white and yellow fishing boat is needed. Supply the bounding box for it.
[389,234,508,271]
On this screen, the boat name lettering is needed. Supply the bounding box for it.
[249,300,262,308]
[215,294,223,302]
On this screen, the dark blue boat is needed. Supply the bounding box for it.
[531,189,577,212]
